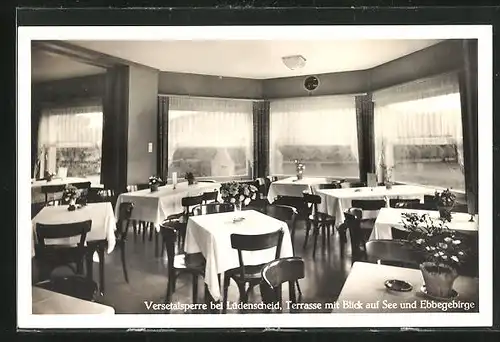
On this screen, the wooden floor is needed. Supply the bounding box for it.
[33,217,355,314]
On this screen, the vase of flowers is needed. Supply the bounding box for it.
[401,212,466,299]
[220,181,258,211]
[149,176,162,192]
[294,160,305,180]
[63,185,79,211]
[434,189,456,222]
[185,172,195,185]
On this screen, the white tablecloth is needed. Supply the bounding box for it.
[316,185,436,226]
[370,208,479,240]
[32,286,115,314]
[31,202,117,257]
[185,209,294,300]
[267,177,329,203]
[114,182,221,231]
[31,177,89,203]
[335,262,478,313]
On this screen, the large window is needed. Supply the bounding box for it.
[269,95,358,178]
[373,73,465,190]
[37,105,103,184]
[167,96,253,179]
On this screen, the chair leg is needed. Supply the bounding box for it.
[120,240,129,283]
[192,274,198,304]
[303,220,311,250]
[97,246,105,295]
[296,280,302,298]
[149,223,154,241]
[222,275,230,314]
[142,222,146,242]
[237,282,247,303]
[312,224,319,258]
[154,229,159,257]
[326,224,331,249]
[165,270,176,305]
[321,224,326,250]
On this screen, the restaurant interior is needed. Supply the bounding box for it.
[29,38,479,315]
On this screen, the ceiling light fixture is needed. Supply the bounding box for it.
[282,55,306,70]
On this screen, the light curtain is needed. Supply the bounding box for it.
[167,96,254,178]
[37,105,103,183]
[373,73,465,190]
[269,95,358,177]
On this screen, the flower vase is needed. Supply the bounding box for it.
[234,202,242,212]
[297,171,303,180]
[385,181,393,190]
[420,262,458,299]
[68,199,76,211]
[150,184,159,192]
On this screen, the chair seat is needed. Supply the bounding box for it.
[173,253,206,273]
[307,214,335,224]
[35,276,98,301]
[226,264,266,281]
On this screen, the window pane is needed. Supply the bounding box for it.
[167,97,253,178]
[269,96,358,178]
[373,74,465,190]
[37,106,103,185]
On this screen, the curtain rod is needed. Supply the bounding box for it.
[158,94,263,102]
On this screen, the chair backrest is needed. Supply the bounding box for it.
[318,183,341,190]
[198,179,217,183]
[260,257,305,309]
[302,192,321,216]
[192,202,234,215]
[40,184,66,194]
[231,229,284,280]
[181,194,204,209]
[202,190,219,203]
[137,183,150,191]
[160,222,178,269]
[347,181,366,188]
[72,181,91,190]
[351,199,386,211]
[389,198,421,208]
[391,227,410,240]
[264,177,272,194]
[266,204,298,224]
[344,209,365,260]
[36,220,92,248]
[118,202,134,220]
[424,194,437,206]
[365,239,422,269]
[254,178,267,199]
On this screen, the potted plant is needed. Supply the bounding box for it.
[149,176,162,192]
[185,172,196,185]
[401,212,467,299]
[62,185,79,211]
[294,160,305,180]
[434,189,456,222]
[378,140,394,189]
[220,181,258,211]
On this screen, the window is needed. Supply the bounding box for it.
[167,96,253,179]
[37,105,103,184]
[269,95,358,178]
[373,73,465,190]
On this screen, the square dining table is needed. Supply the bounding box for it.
[315,185,436,226]
[334,262,479,313]
[114,181,221,230]
[370,208,479,240]
[267,176,329,203]
[184,209,294,301]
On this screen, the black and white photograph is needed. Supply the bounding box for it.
[17,24,492,329]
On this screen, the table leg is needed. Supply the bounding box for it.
[97,243,106,295]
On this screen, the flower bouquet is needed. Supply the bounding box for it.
[433,189,456,222]
[63,184,79,211]
[44,170,56,182]
[220,181,258,211]
[401,212,467,299]
[185,172,196,185]
[149,176,162,192]
[294,160,305,180]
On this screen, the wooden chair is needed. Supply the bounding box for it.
[192,203,234,216]
[34,220,92,282]
[244,178,268,213]
[318,183,341,190]
[343,208,367,263]
[389,198,421,208]
[40,184,66,206]
[202,190,219,204]
[350,199,386,242]
[116,202,134,283]
[302,193,335,258]
[365,239,422,269]
[160,222,206,307]
[260,257,305,313]
[222,229,284,313]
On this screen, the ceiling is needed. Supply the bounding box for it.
[31,49,106,82]
[68,39,442,79]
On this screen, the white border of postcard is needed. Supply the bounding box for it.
[18,25,493,329]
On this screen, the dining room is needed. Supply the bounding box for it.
[25,30,484,320]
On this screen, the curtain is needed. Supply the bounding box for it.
[253,101,270,178]
[373,73,465,190]
[37,104,103,183]
[31,97,41,178]
[167,96,254,179]
[157,96,169,180]
[269,95,358,177]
